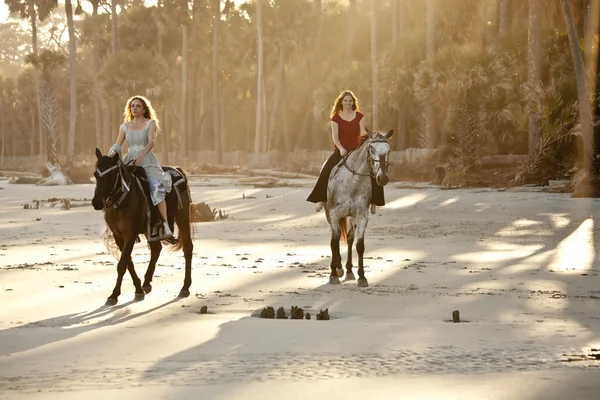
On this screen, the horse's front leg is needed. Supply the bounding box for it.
[355,216,369,288]
[142,241,162,294]
[127,256,145,301]
[106,237,136,305]
[329,214,343,285]
[345,218,356,281]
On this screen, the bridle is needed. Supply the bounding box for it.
[341,138,389,178]
[95,160,132,209]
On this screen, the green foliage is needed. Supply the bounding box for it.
[0,0,590,175]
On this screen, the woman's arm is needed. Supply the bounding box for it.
[359,116,367,136]
[107,127,125,156]
[331,120,347,155]
[135,120,157,165]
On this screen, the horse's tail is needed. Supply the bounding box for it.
[338,217,348,244]
[168,166,194,253]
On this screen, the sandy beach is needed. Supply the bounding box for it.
[0,175,599,399]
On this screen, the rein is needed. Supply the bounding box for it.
[340,138,388,178]
[96,160,134,209]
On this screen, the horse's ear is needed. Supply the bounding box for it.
[366,128,374,139]
[384,129,395,140]
[95,148,102,159]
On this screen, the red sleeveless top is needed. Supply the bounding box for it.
[331,112,364,151]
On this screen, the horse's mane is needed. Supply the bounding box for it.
[358,133,369,146]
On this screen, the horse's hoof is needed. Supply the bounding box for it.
[105,297,118,306]
[345,271,356,281]
[178,290,190,298]
[336,268,344,278]
[142,285,152,294]
[357,278,369,288]
[134,293,145,301]
[328,276,340,285]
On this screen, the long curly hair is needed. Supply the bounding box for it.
[123,95,160,131]
[329,90,360,118]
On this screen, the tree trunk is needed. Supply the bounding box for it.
[180,23,188,159]
[65,0,77,165]
[0,92,4,166]
[102,97,110,153]
[584,0,599,97]
[212,0,222,162]
[111,0,118,53]
[261,76,268,152]
[498,0,510,35]
[30,7,45,161]
[527,0,541,156]
[254,0,264,154]
[425,0,437,148]
[561,0,598,195]
[268,47,285,150]
[392,0,398,46]
[345,0,357,64]
[161,106,169,163]
[41,77,59,166]
[370,0,379,131]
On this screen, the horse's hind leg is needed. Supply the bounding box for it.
[176,208,194,298]
[345,219,356,281]
[355,217,369,288]
[142,241,162,294]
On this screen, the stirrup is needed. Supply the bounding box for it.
[161,232,177,244]
[370,204,377,214]
[316,202,324,212]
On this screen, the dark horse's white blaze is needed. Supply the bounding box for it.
[325,128,394,287]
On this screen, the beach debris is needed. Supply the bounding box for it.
[276,307,287,319]
[290,306,304,320]
[452,310,460,323]
[316,309,330,320]
[190,202,229,222]
[259,306,275,319]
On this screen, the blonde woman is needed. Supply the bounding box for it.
[108,95,174,240]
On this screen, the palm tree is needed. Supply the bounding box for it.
[370,0,379,130]
[4,0,58,160]
[560,0,599,196]
[527,0,541,155]
[65,0,80,165]
[25,49,67,167]
[254,0,264,154]
[424,0,436,148]
[213,0,222,163]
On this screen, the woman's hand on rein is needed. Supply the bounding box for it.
[134,155,144,166]
[340,148,348,156]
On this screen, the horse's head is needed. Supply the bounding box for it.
[92,148,121,210]
[366,128,394,186]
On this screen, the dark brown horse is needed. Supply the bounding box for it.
[92,148,193,305]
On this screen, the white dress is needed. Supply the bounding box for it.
[120,119,172,205]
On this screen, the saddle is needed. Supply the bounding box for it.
[127,165,189,242]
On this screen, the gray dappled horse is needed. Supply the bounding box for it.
[325,128,394,287]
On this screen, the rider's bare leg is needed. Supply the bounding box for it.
[157,200,173,238]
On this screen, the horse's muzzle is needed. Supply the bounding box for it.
[376,174,389,186]
[91,197,105,210]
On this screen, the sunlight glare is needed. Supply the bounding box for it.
[385,193,428,210]
[437,197,458,207]
[546,217,594,273]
